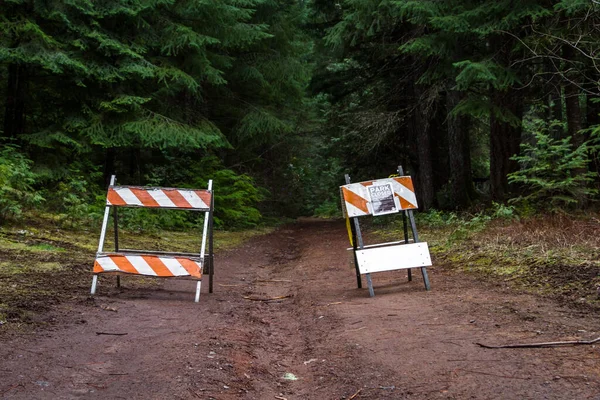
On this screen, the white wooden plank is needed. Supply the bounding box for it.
[346,239,414,251]
[356,243,432,274]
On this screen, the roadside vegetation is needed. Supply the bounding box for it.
[0,213,273,332]
[372,207,600,311]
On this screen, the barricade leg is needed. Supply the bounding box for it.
[353,251,362,289]
[350,222,362,289]
[200,179,212,297]
[407,209,431,290]
[114,207,120,289]
[208,256,214,294]
[366,273,375,297]
[208,195,215,294]
[421,267,431,291]
[351,213,367,292]
[92,175,114,297]
[195,281,202,302]
[403,211,412,282]
[345,175,364,289]
[91,275,98,295]
[397,166,413,283]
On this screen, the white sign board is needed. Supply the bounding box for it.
[355,243,432,274]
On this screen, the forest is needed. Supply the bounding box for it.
[1,0,599,225]
[2,2,600,398]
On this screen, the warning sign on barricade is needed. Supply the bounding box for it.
[341,167,431,297]
[90,176,215,302]
[341,176,418,217]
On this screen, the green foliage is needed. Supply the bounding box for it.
[508,119,597,211]
[185,157,266,229]
[142,155,267,229]
[118,208,193,233]
[0,0,310,155]
[3,0,598,225]
[490,202,518,221]
[415,209,457,228]
[412,208,492,243]
[416,203,517,243]
[211,169,266,228]
[83,112,227,150]
[50,170,103,227]
[0,145,44,220]
[0,0,318,225]
[415,209,487,229]
[311,0,600,214]
[234,109,293,145]
[313,200,340,218]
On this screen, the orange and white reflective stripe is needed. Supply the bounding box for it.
[94,254,202,278]
[390,177,418,210]
[107,187,211,210]
[340,176,418,217]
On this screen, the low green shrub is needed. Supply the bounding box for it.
[313,200,341,218]
[0,145,44,220]
[508,122,597,211]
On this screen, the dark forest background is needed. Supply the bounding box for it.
[2,0,599,229]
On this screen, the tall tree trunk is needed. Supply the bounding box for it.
[3,63,27,138]
[431,103,449,201]
[411,92,435,211]
[489,89,523,201]
[446,88,473,209]
[103,147,116,187]
[565,77,584,148]
[586,94,600,174]
[128,147,141,184]
[563,45,588,200]
[585,94,600,128]
[549,84,564,139]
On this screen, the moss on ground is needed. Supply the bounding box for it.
[371,213,600,310]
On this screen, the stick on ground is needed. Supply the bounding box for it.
[96,332,128,336]
[476,336,600,349]
[243,295,291,302]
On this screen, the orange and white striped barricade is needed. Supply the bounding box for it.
[90,175,214,302]
[341,166,431,297]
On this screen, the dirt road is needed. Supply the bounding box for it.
[1,219,600,399]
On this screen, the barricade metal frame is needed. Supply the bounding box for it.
[90,175,214,302]
[342,166,431,297]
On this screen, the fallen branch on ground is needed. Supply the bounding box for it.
[96,332,128,336]
[476,336,600,349]
[242,295,291,302]
[348,389,361,399]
